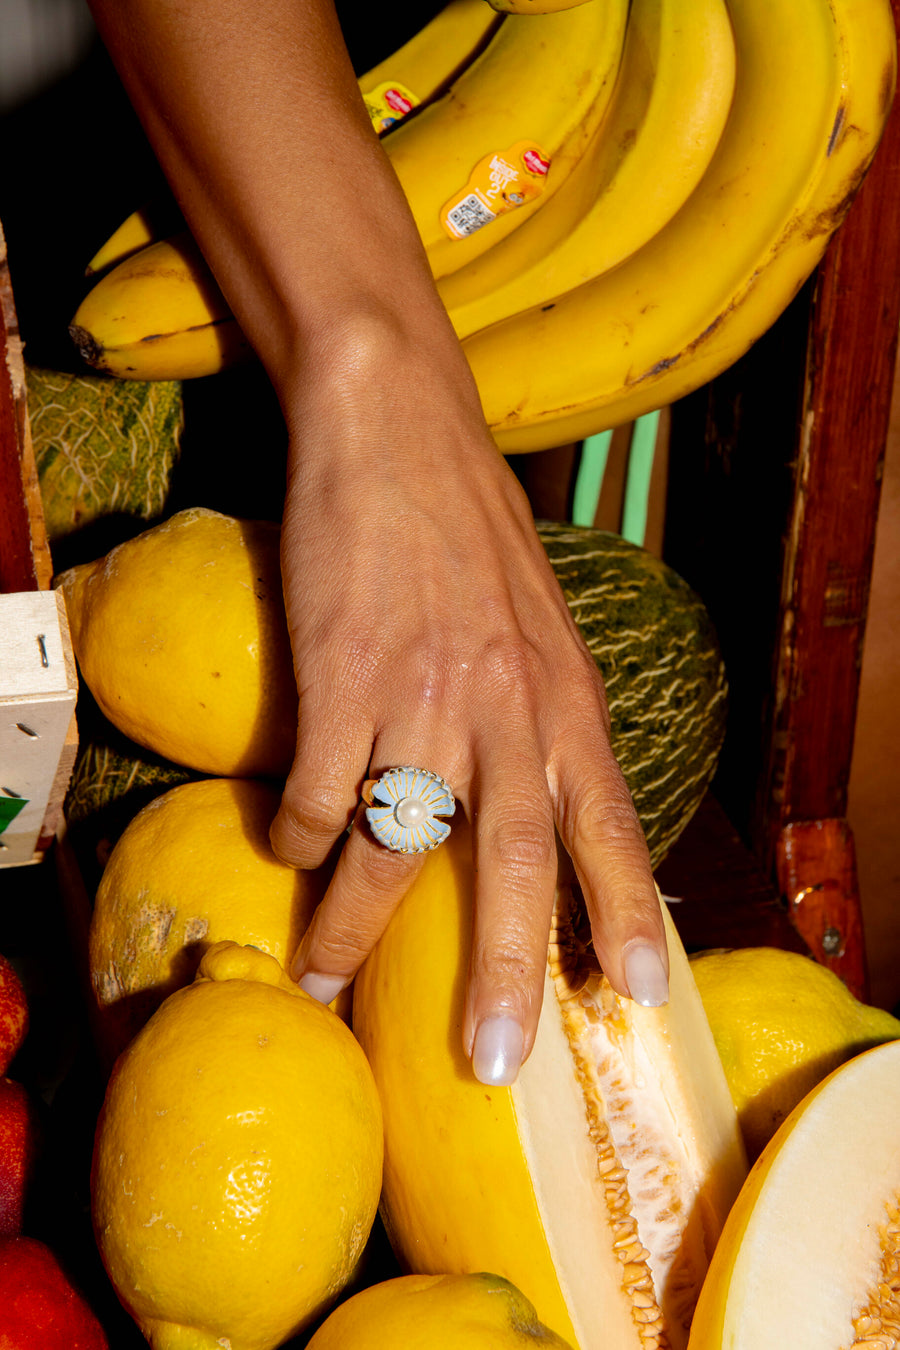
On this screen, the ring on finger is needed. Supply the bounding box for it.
[362,766,456,854]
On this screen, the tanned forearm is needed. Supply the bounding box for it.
[85,0,469,399]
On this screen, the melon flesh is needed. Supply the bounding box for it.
[687,1039,900,1349]
[511,895,747,1350]
[352,827,747,1350]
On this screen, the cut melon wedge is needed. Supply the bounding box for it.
[352,825,747,1350]
[688,1038,900,1350]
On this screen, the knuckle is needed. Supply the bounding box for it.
[476,635,543,695]
[281,783,352,841]
[405,643,452,708]
[360,840,422,890]
[572,786,645,853]
[470,939,546,999]
[305,923,369,968]
[488,816,557,876]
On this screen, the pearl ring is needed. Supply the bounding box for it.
[362,767,456,854]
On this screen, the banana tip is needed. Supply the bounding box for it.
[68,323,106,371]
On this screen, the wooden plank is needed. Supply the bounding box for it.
[0,218,51,594]
[758,73,900,862]
[776,818,869,999]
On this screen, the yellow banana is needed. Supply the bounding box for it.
[71,233,253,380]
[85,0,502,277]
[384,1,628,280]
[439,0,737,337]
[487,0,593,12]
[72,0,894,443]
[85,198,186,278]
[464,0,896,452]
[71,2,628,375]
[359,0,501,117]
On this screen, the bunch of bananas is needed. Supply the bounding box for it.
[70,0,897,453]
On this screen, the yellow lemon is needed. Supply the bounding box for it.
[88,776,337,1070]
[689,946,900,1160]
[307,1273,575,1349]
[91,941,383,1350]
[56,508,298,776]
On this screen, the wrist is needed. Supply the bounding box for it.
[273,301,490,460]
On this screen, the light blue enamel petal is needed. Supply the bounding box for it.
[366,805,407,851]
[364,767,457,854]
[370,779,399,806]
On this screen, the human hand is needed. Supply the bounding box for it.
[268,321,669,1087]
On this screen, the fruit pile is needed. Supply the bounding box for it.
[68,0,896,450]
[17,450,894,1348]
[30,500,900,1350]
[9,417,900,1350]
[7,802,900,1349]
[6,2,900,1344]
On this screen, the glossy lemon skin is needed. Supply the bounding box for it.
[690,947,900,1160]
[307,1273,575,1349]
[92,943,383,1350]
[57,508,298,777]
[88,777,339,1068]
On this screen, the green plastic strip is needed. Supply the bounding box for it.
[621,409,661,547]
[0,795,28,834]
[571,429,612,527]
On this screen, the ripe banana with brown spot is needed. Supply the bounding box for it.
[71,233,253,380]
[464,0,896,452]
[439,0,737,337]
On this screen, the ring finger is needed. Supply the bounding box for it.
[289,743,467,1000]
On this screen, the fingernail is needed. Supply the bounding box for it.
[296,971,348,1005]
[624,944,669,1007]
[472,1016,525,1087]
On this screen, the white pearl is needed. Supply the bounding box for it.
[394,796,428,828]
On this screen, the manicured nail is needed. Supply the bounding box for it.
[296,971,348,1005]
[472,1016,525,1087]
[624,944,669,1007]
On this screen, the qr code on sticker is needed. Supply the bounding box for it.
[446,193,496,238]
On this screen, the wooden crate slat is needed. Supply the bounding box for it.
[0,217,52,594]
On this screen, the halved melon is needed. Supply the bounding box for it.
[688,1038,900,1349]
[352,824,747,1350]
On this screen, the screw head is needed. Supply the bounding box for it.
[822,926,843,955]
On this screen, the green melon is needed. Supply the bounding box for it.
[27,364,183,545]
[536,521,727,866]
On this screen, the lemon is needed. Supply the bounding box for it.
[88,776,336,1069]
[91,941,383,1350]
[56,508,298,776]
[307,1273,575,1349]
[690,946,900,1160]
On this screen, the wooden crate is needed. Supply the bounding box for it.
[0,218,78,867]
